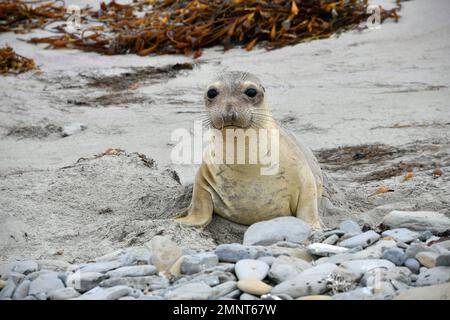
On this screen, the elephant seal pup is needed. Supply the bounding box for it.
[175,71,324,229]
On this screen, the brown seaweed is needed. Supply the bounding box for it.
[6,0,402,57]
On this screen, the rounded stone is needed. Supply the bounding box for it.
[235,259,269,281]
[339,220,362,235]
[382,247,406,266]
[237,279,272,296]
[243,217,311,246]
[297,295,332,300]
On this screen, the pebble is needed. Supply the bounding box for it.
[235,259,269,281]
[340,259,395,277]
[208,263,235,273]
[224,289,242,299]
[237,279,272,296]
[211,281,238,298]
[322,234,339,245]
[332,287,373,300]
[180,252,219,275]
[33,260,71,273]
[394,282,450,300]
[106,265,157,278]
[74,285,132,300]
[268,255,311,283]
[12,279,30,299]
[165,282,213,300]
[100,275,169,291]
[307,243,349,257]
[381,210,450,233]
[339,230,380,249]
[0,260,38,276]
[361,267,411,287]
[214,244,260,262]
[66,271,107,292]
[416,251,450,268]
[405,242,437,259]
[382,247,406,266]
[432,240,450,251]
[240,293,259,300]
[317,240,397,265]
[0,279,5,289]
[257,256,276,266]
[297,295,332,300]
[271,263,338,298]
[404,258,421,273]
[339,220,362,235]
[61,123,87,137]
[381,228,420,243]
[48,287,81,300]
[415,267,450,286]
[150,236,182,272]
[28,273,65,298]
[418,231,433,241]
[0,278,16,299]
[138,295,164,300]
[80,260,123,273]
[243,217,311,246]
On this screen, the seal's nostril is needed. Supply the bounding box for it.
[225,103,232,112]
[231,112,237,121]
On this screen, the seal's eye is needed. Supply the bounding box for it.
[207,88,218,99]
[244,88,257,98]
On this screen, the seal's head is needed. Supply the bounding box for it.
[204,71,268,129]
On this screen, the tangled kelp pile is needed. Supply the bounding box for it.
[0,0,66,33]
[0,46,37,75]
[5,0,401,57]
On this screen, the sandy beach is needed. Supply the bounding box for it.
[0,0,449,264]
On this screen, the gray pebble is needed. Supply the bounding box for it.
[100,275,169,291]
[165,282,213,300]
[322,234,339,245]
[0,278,17,299]
[106,265,157,278]
[339,220,362,235]
[415,267,450,286]
[382,247,406,266]
[339,230,380,249]
[181,252,219,275]
[381,228,420,243]
[257,256,276,266]
[211,281,237,298]
[29,273,65,298]
[215,244,259,263]
[243,217,311,246]
[48,287,81,300]
[66,271,107,292]
[12,279,30,299]
[74,285,132,300]
[240,293,258,300]
[80,260,123,273]
[418,230,433,241]
[235,259,269,281]
[404,258,421,273]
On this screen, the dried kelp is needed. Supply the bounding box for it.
[0,0,67,33]
[25,0,401,56]
[0,46,37,75]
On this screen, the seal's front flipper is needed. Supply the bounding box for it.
[174,183,213,228]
